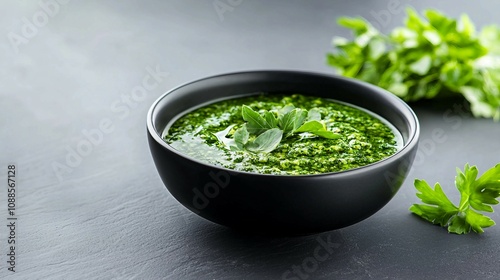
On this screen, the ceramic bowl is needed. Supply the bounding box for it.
[147,70,419,234]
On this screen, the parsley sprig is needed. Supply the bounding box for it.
[410,163,500,234]
[327,8,500,120]
[214,105,340,153]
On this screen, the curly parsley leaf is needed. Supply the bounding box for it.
[327,8,500,120]
[410,163,500,234]
[215,105,341,153]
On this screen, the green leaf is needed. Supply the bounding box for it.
[245,128,283,153]
[465,209,495,234]
[217,104,342,154]
[470,164,500,212]
[391,27,418,44]
[458,14,476,37]
[479,25,500,54]
[447,215,469,234]
[327,8,500,120]
[296,120,341,139]
[410,163,500,234]
[307,108,322,121]
[368,38,386,60]
[425,9,456,35]
[279,108,307,135]
[242,105,275,134]
[406,8,429,32]
[474,164,500,190]
[423,30,441,45]
[213,124,237,150]
[387,83,409,97]
[409,55,432,75]
[337,17,370,35]
[233,124,249,150]
[264,111,278,128]
[296,120,325,132]
[278,105,295,116]
[310,130,341,139]
[410,179,458,227]
[440,61,473,90]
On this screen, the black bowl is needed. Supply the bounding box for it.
[147,70,419,234]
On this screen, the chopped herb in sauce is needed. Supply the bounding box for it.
[164,94,400,175]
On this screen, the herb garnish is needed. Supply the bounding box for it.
[410,163,500,234]
[214,105,340,153]
[327,8,500,120]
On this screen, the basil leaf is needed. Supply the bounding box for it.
[307,108,322,121]
[264,111,278,128]
[213,124,236,149]
[295,120,325,132]
[279,108,307,136]
[293,109,308,130]
[217,104,342,153]
[296,120,341,139]
[245,128,283,153]
[242,105,274,134]
[310,130,342,139]
[233,124,249,150]
[278,105,295,116]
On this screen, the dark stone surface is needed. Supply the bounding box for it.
[1,0,499,279]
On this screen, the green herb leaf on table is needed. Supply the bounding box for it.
[327,8,500,120]
[215,105,341,153]
[410,163,500,234]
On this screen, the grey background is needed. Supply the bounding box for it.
[1,0,500,279]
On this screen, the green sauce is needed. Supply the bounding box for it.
[164,94,401,175]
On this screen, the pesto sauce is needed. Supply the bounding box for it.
[164,94,400,175]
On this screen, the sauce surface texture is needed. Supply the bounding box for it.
[164,94,399,175]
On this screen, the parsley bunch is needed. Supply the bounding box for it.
[327,8,500,120]
[214,105,340,153]
[410,163,500,234]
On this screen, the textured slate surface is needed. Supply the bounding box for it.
[1,0,500,279]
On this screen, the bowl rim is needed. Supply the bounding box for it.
[147,70,420,178]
